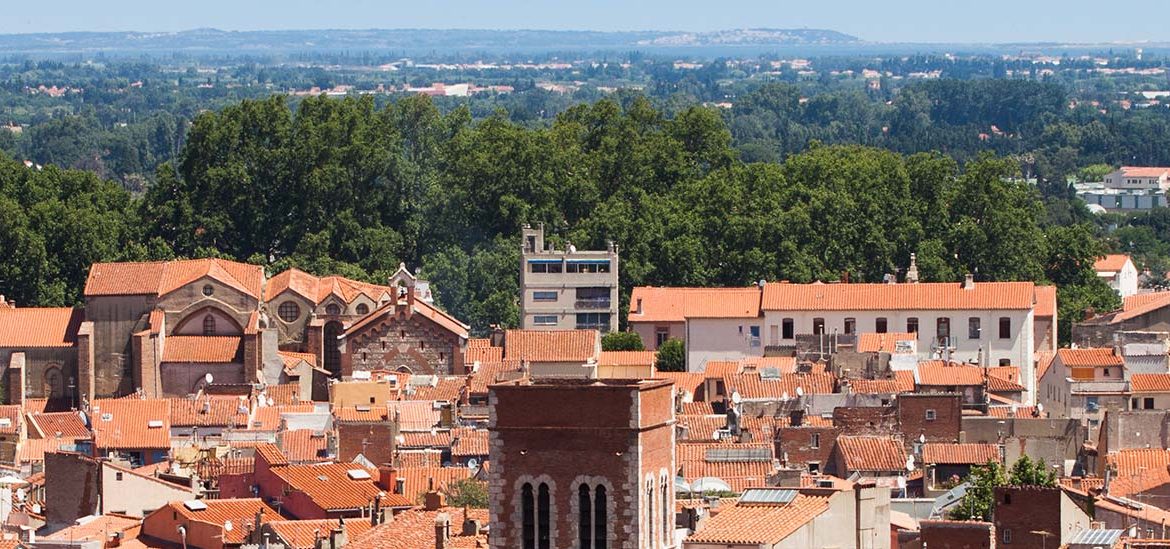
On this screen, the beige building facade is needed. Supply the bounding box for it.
[519,224,619,333]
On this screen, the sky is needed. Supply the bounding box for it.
[0,0,1167,44]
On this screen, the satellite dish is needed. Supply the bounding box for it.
[467,458,479,469]
[395,434,406,445]
[730,391,742,405]
[781,392,789,402]
[906,455,916,472]
[795,386,804,397]
[1036,402,1045,412]
[918,434,926,444]
[224,521,233,532]
[204,373,214,384]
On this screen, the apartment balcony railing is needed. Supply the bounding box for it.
[575,299,612,310]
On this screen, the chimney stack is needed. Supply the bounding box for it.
[635,298,643,315]
[962,273,975,290]
[906,253,919,284]
[434,513,451,549]
[376,463,398,493]
[424,488,447,511]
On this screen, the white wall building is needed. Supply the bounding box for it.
[1094,254,1139,298]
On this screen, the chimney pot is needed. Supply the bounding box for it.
[635,298,643,315]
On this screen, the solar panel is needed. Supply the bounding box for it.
[183,500,208,511]
[704,447,772,463]
[760,367,782,379]
[739,488,798,505]
[1067,529,1123,545]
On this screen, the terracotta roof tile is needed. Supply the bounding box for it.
[1120,166,1170,178]
[652,371,705,397]
[392,466,474,501]
[856,332,917,354]
[1112,292,1170,324]
[916,362,992,386]
[467,360,522,394]
[0,405,21,435]
[1106,448,1170,498]
[396,451,445,468]
[262,384,310,406]
[681,401,715,415]
[723,372,835,400]
[986,366,1026,392]
[677,441,776,492]
[1034,285,1057,317]
[628,286,762,323]
[1095,254,1133,273]
[271,462,411,511]
[598,350,657,367]
[387,401,440,431]
[18,437,82,463]
[248,404,315,431]
[334,405,389,423]
[194,456,255,478]
[836,435,907,472]
[42,514,141,542]
[91,398,171,450]
[277,429,329,462]
[0,307,82,348]
[86,259,263,298]
[451,429,488,457]
[1056,348,1124,368]
[254,442,289,467]
[165,498,277,545]
[277,351,317,376]
[399,430,453,449]
[1036,351,1056,384]
[503,329,598,362]
[922,443,1001,465]
[168,396,249,428]
[1132,373,1170,393]
[986,405,1042,418]
[847,371,916,394]
[347,506,488,549]
[267,519,374,549]
[407,376,465,402]
[464,343,503,364]
[686,492,831,545]
[762,281,1036,311]
[161,336,242,363]
[342,298,469,341]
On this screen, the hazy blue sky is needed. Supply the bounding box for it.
[1,0,1165,44]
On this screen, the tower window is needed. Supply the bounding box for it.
[326,303,342,316]
[538,483,551,549]
[594,485,607,549]
[522,483,535,549]
[202,315,216,335]
[578,484,592,548]
[277,301,300,323]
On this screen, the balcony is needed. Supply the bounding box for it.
[575,298,612,310]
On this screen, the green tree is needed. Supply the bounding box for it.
[442,478,488,509]
[601,331,645,351]
[1008,455,1057,487]
[656,338,686,372]
[949,460,1006,521]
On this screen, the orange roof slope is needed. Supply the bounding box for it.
[836,436,908,472]
[267,519,374,549]
[503,329,598,362]
[922,443,1001,465]
[628,286,762,322]
[723,372,835,400]
[1132,373,1170,393]
[1113,292,1170,324]
[347,506,488,549]
[1033,285,1057,317]
[857,332,916,353]
[917,362,992,386]
[85,259,263,298]
[1107,448,1170,498]
[1094,254,1133,273]
[91,398,171,450]
[167,498,278,545]
[848,371,915,394]
[762,281,1035,311]
[162,336,242,363]
[1056,348,1124,368]
[686,492,831,545]
[271,463,411,511]
[393,466,474,500]
[28,411,90,439]
[0,308,83,348]
[1120,166,1170,178]
[168,396,249,427]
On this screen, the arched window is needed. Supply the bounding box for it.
[578,484,592,549]
[661,478,670,543]
[522,483,536,549]
[277,301,300,323]
[202,315,216,335]
[646,481,655,548]
[594,485,607,549]
[323,322,343,377]
[356,303,370,315]
[538,483,551,549]
[326,303,342,316]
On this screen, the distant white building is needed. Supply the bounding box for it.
[1094,254,1139,298]
[1077,167,1170,212]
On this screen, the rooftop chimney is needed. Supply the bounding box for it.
[424,489,447,511]
[635,298,643,315]
[906,253,919,284]
[376,463,398,493]
[434,513,451,549]
[962,273,975,290]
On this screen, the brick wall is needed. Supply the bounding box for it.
[919,520,995,549]
[337,422,396,466]
[344,311,461,376]
[992,487,1063,548]
[776,426,841,471]
[44,452,100,525]
[897,393,962,443]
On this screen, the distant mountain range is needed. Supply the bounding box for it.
[0,27,861,57]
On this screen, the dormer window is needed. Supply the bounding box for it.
[356,303,370,315]
[326,304,342,316]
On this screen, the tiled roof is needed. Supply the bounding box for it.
[387,401,440,431]
[1036,351,1056,384]
[168,396,249,428]
[342,298,470,341]
[267,519,375,549]
[723,372,835,400]
[162,336,242,363]
[836,435,907,472]
[271,462,411,511]
[397,450,445,468]
[249,404,315,431]
[166,498,278,545]
[847,371,916,394]
[703,361,744,377]
[922,443,1001,465]
[254,442,290,467]
[599,350,657,367]
[346,506,488,549]
[1056,348,1124,368]
[1059,477,1105,494]
[465,342,503,364]
[263,384,310,406]
[1132,373,1170,393]
[761,281,1036,311]
[916,362,989,386]
[334,406,389,423]
[194,456,255,479]
[653,371,706,397]
[686,492,831,545]
[451,428,488,457]
[42,514,141,542]
[467,360,522,394]
[277,429,329,462]
[85,259,263,298]
[18,437,81,463]
[393,466,474,500]
[278,351,317,375]
[407,376,465,402]
[0,405,20,435]
[91,398,171,450]
[1095,254,1133,273]
[1106,448,1170,498]
[0,307,83,348]
[1034,285,1057,317]
[856,332,917,353]
[503,329,598,362]
[681,401,715,415]
[628,286,762,322]
[1112,292,1170,324]
[265,268,395,305]
[986,405,1042,418]
[1120,166,1170,178]
[399,430,453,449]
[986,367,1026,392]
[677,441,777,492]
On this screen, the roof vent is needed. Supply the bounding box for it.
[147,420,164,428]
[0,418,12,428]
[347,469,372,480]
[182,500,208,511]
[356,406,371,412]
[353,371,372,381]
[100,413,113,422]
[317,475,329,482]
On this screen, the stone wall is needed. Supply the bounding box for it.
[344,311,461,376]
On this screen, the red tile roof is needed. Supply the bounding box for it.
[465,342,503,364]
[653,371,706,398]
[686,492,831,545]
[346,506,488,549]
[467,360,522,394]
[392,466,474,501]
[28,411,89,439]
[856,332,917,353]
[254,442,290,467]
[277,429,329,462]
[762,281,1036,311]
[1056,348,1124,368]
[91,398,171,450]
[628,286,762,322]
[85,259,263,298]
[599,350,657,367]
[271,463,411,511]
[167,396,249,428]
[0,307,82,348]
[1119,166,1170,178]
[723,372,836,400]
[387,401,440,431]
[18,437,81,464]
[278,351,317,375]
[681,401,715,415]
[503,329,598,362]
[1095,254,1133,273]
[397,451,445,468]
[263,384,310,406]
[916,362,991,386]
[407,376,465,402]
[342,298,470,341]
[265,268,395,305]
[1106,448,1170,498]
[451,428,488,457]
[847,371,915,394]
[1132,373,1170,393]
[836,435,908,472]
[986,367,1027,392]
[1112,292,1170,324]
[266,519,375,549]
[677,441,777,492]
[165,498,278,545]
[162,336,242,363]
[42,514,140,542]
[922,443,1001,465]
[249,404,315,431]
[399,431,453,449]
[1034,285,1057,317]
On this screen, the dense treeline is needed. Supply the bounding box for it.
[0,93,1118,339]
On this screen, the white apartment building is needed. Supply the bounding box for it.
[1093,254,1139,298]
